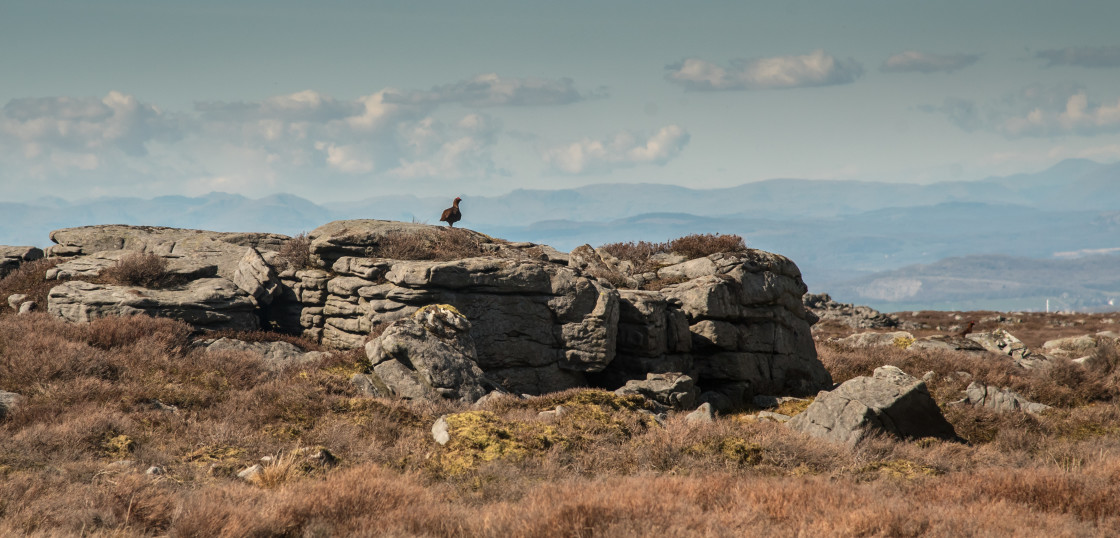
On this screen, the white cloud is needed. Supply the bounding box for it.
[317,142,375,174]
[542,125,690,174]
[0,91,179,164]
[1000,91,1120,137]
[1036,46,1120,68]
[665,50,863,90]
[385,73,593,107]
[880,51,979,74]
[925,84,1120,138]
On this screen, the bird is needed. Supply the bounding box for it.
[955,320,976,337]
[440,197,462,227]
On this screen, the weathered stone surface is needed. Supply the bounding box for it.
[909,335,988,353]
[48,225,288,257]
[7,293,28,311]
[957,382,1051,415]
[307,220,498,267]
[787,366,959,446]
[837,331,915,348]
[966,329,1046,368]
[614,372,698,410]
[47,278,258,331]
[17,301,35,314]
[200,337,327,371]
[364,305,489,403]
[1042,332,1119,368]
[684,402,714,423]
[232,247,281,305]
[46,226,287,284]
[298,237,620,394]
[0,246,44,278]
[803,293,900,329]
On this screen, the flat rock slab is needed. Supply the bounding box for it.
[787,365,959,446]
[201,337,327,371]
[308,220,499,267]
[47,278,258,331]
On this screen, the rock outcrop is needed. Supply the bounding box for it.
[803,293,900,329]
[787,366,959,446]
[0,246,44,278]
[31,221,830,404]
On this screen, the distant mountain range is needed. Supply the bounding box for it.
[3,158,1119,312]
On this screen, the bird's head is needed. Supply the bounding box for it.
[454,197,462,204]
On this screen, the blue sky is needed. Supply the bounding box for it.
[3,0,1120,202]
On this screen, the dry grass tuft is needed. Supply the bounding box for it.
[600,233,749,276]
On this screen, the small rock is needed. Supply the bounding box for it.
[921,371,936,384]
[17,301,35,314]
[684,402,714,423]
[145,466,165,476]
[7,293,27,311]
[260,455,275,464]
[149,399,178,413]
[432,416,451,446]
[538,405,567,420]
[237,464,263,480]
[757,411,792,422]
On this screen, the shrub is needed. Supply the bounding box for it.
[101,251,175,288]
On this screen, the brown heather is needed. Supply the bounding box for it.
[2,284,1120,533]
[600,233,748,274]
[0,257,62,317]
[374,229,490,261]
[275,233,313,271]
[100,251,181,288]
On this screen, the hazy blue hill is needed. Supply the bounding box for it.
[3,158,1119,310]
[827,253,1120,313]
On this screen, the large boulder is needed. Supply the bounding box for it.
[0,246,44,278]
[657,251,832,406]
[362,304,490,403]
[47,279,258,331]
[787,366,959,446]
[966,329,1048,369]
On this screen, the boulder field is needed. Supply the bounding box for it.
[12,221,832,410]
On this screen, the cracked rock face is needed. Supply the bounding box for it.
[47,279,258,331]
[362,304,490,403]
[787,366,959,446]
[0,246,44,279]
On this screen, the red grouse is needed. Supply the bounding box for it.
[440,197,462,227]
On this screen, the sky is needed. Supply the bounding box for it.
[3,0,1120,203]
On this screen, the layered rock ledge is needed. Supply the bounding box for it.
[21,221,831,406]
